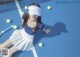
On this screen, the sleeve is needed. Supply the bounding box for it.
[39,23,44,30]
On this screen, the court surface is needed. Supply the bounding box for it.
[0,0,80,57]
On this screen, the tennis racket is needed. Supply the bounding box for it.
[0,25,14,37]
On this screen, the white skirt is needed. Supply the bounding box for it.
[10,28,34,51]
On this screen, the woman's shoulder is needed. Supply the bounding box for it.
[38,23,44,29]
[39,23,44,26]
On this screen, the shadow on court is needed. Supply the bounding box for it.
[34,22,68,46]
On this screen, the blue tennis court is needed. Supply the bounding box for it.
[0,0,80,57]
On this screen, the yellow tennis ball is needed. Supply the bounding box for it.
[39,43,44,47]
[6,19,12,23]
[24,6,28,9]
[13,25,18,29]
[47,6,52,10]
[21,11,24,15]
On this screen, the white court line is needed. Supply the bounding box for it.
[15,0,38,57]
[15,0,23,18]
[32,44,38,57]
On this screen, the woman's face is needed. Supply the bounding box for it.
[29,14,39,20]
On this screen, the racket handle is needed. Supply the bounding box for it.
[0,31,4,36]
[0,25,14,37]
[3,25,14,32]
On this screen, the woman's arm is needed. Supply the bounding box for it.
[42,28,51,34]
[39,23,51,34]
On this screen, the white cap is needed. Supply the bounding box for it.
[28,5,41,16]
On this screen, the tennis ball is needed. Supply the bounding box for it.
[12,25,18,29]
[47,6,52,10]
[6,19,12,23]
[21,11,24,15]
[39,43,44,47]
[24,6,28,9]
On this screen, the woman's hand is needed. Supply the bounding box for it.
[43,28,51,34]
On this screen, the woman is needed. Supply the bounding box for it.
[0,3,51,57]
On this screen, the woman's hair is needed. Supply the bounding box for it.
[29,3,41,8]
[22,3,42,32]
